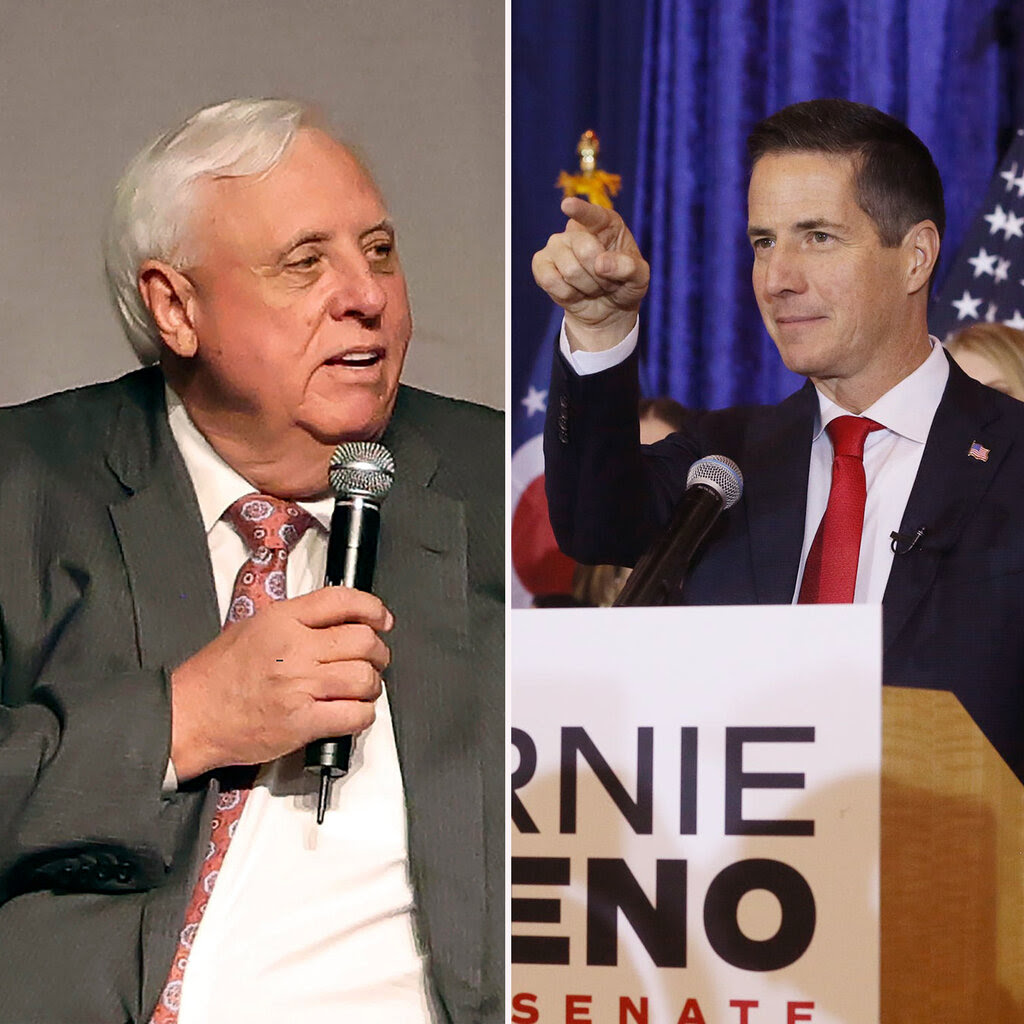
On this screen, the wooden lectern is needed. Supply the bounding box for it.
[882,687,1024,1021]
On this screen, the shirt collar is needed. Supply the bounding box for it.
[812,337,949,444]
[164,384,334,534]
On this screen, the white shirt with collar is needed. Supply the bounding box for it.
[164,388,434,1024]
[798,341,947,602]
[559,320,949,603]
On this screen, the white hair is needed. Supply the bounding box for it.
[103,98,317,363]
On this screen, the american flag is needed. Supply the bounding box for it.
[931,130,1024,339]
[968,441,990,462]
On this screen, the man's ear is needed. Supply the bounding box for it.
[137,260,200,358]
[904,221,940,296]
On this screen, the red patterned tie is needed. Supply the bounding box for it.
[798,416,884,604]
[150,494,315,1023]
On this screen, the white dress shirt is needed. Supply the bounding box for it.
[560,321,949,603]
[165,389,434,1024]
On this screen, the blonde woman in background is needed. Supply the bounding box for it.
[946,322,1024,401]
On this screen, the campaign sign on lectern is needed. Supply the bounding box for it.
[510,605,882,1024]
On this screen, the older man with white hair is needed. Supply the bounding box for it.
[0,99,502,1024]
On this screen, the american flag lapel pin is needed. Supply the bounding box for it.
[968,441,990,462]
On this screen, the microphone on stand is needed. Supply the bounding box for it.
[614,455,743,607]
[305,440,395,823]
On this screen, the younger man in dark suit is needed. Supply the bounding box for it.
[0,99,501,1023]
[536,98,1024,779]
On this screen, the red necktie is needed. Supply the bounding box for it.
[150,494,314,1024]
[798,416,884,604]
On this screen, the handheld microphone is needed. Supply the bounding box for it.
[305,441,395,822]
[614,455,743,607]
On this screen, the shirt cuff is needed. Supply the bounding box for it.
[559,317,640,375]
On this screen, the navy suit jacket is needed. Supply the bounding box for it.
[0,367,503,1023]
[546,346,1024,779]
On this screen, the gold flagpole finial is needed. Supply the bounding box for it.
[556,129,622,209]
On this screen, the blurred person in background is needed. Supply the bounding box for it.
[945,322,1024,402]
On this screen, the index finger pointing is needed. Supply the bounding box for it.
[561,196,619,235]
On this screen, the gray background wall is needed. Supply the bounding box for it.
[0,0,503,410]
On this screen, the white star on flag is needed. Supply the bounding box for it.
[985,204,1009,235]
[998,164,1024,197]
[931,130,1024,340]
[968,247,998,277]
[520,384,548,416]
[952,290,983,320]
[1004,209,1024,240]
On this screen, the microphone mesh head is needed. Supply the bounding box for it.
[686,455,743,509]
[328,441,395,500]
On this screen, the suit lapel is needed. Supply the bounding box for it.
[101,373,222,1016]
[742,383,817,603]
[377,401,485,1016]
[104,380,221,670]
[883,357,1010,651]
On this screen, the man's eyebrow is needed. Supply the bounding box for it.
[274,230,332,261]
[793,218,844,232]
[747,218,846,238]
[271,221,395,263]
[359,219,395,241]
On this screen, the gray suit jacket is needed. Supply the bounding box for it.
[0,367,503,1023]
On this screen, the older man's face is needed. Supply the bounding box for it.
[182,128,412,447]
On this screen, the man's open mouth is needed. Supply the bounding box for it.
[324,349,384,368]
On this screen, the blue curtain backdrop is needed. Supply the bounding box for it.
[512,0,1024,418]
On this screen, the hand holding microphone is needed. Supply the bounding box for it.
[168,587,391,786]
[168,443,395,812]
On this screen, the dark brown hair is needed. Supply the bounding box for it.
[747,98,945,247]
